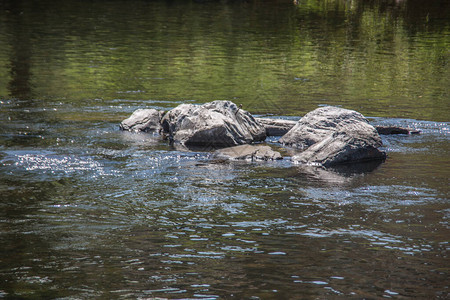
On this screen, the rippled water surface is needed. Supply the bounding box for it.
[0,0,449,299]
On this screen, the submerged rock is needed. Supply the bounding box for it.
[161,100,266,147]
[256,118,297,136]
[214,144,282,161]
[280,106,386,166]
[120,108,165,133]
[375,125,420,135]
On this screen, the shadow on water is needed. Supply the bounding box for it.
[296,160,385,185]
[328,159,385,176]
[5,1,33,100]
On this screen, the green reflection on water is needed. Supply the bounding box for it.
[0,0,448,121]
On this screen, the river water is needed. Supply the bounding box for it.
[0,0,449,299]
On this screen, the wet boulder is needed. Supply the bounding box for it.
[292,130,386,166]
[279,106,386,166]
[214,144,282,161]
[161,101,266,147]
[160,103,198,138]
[120,108,165,133]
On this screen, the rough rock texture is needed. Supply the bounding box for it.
[160,104,197,138]
[279,106,372,149]
[279,106,386,166]
[120,109,164,133]
[375,125,420,135]
[256,118,297,136]
[292,130,386,166]
[214,145,282,161]
[161,101,266,147]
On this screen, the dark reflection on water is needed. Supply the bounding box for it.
[1,0,449,120]
[0,0,449,299]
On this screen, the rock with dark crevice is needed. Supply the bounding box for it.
[256,118,297,136]
[279,106,386,166]
[292,130,386,166]
[160,100,266,147]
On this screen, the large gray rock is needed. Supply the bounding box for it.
[256,118,297,136]
[161,101,266,147]
[279,106,371,149]
[120,108,164,133]
[279,106,386,166]
[292,130,386,166]
[214,144,282,161]
[160,103,198,138]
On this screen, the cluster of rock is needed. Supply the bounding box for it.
[120,100,417,167]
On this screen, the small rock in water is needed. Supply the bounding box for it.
[213,144,282,161]
[120,108,165,133]
[256,118,297,136]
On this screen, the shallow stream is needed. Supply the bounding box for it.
[0,0,449,298]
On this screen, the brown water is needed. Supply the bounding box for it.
[0,0,449,299]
